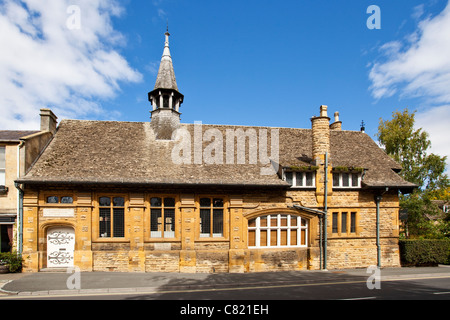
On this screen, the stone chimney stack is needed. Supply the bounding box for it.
[311,105,330,164]
[311,105,332,207]
[330,111,342,131]
[40,108,58,134]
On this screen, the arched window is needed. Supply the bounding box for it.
[248,214,308,248]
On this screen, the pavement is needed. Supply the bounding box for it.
[1,265,450,297]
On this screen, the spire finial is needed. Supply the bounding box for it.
[162,23,172,61]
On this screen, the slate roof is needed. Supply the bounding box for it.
[0,131,40,142]
[18,120,416,191]
[153,32,179,92]
[154,59,178,91]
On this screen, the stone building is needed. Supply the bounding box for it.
[16,31,416,272]
[0,109,56,252]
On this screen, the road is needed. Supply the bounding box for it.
[2,274,450,300]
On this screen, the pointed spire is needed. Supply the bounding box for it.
[154,27,178,91]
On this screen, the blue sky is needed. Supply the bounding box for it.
[1,0,449,166]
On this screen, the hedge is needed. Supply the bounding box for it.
[399,239,450,266]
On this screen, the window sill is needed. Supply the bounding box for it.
[329,233,358,239]
[145,238,180,242]
[196,237,228,242]
[248,245,308,249]
[288,186,316,189]
[93,238,130,243]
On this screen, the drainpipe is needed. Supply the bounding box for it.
[291,204,326,270]
[374,194,382,268]
[374,187,389,268]
[323,152,328,270]
[14,183,24,255]
[15,141,25,254]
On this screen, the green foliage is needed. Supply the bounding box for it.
[377,108,450,239]
[332,166,364,173]
[401,192,450,239]
[287,165,318,171]
[376,108,449,192]
[399,239,450,266]
[0,252,23,273]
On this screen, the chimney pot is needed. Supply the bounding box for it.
[320,105,328,117]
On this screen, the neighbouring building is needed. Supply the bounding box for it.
[16,31,416,273]
[0,109,57,253]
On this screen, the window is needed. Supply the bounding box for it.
[331,211,357,235]
[47,196,59,204]
[99,196,125,238]
[163,95,170,108]
[332,172,361,188]
[0,147,5,186]
[150,197,176,238]
[46,196,73,204]
[248,214,308,248]
[283,171,315,188]
[200,198,224,238]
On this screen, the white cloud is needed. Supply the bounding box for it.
[368,1,450,168]
[0,0,142,130]
[369,2,450,102]
[415,105,450,166]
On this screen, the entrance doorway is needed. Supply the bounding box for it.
[46,226,75,268]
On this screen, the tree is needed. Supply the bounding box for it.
[377,108,448,193]
[377,108,450,238]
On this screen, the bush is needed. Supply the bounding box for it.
[0,252,23,273]
[399,239,450,266]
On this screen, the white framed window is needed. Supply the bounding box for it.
[150,197,176,238]
[0,147,5,186]
[199,197,224,238]
[443,205,449,214]
[283,171,315,188]
[248,214,308,248]
[332,172,361,188]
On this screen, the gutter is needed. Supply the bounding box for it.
[15,178,290,190]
